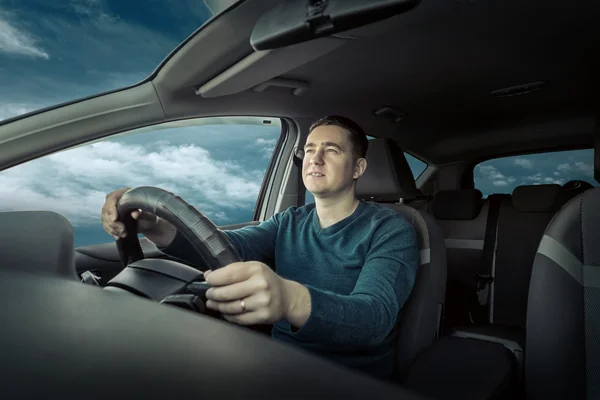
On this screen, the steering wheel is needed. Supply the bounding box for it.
[104,186,242,314]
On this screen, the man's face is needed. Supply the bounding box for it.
[302,125,365,198]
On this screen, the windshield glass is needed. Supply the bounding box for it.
[0,0,239,121]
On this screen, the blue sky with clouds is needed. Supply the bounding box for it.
[0,1,597,247]
[0,0,225,118]
[475,149,597,197]
[0,0,278,247]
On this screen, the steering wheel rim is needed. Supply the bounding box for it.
[115,186,241,271]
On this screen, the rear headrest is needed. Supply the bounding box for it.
[512,184,563,212]
[432,189,483,220]
[355,138,417,202]
[0,211,78,280]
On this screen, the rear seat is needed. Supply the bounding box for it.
[402,189,519,399]
[451,184,585,380]
[428,189,489,329]
[402,184,583,399]
[492,184,567,327]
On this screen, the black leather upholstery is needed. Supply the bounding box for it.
[356,138,417,202]
[355,138,447,377]
[0,211,78,281]
[512,184,563,212]
[432,189,484,220]
[403,336,517,400]
[526,187,600,399]
[383,204,447,377]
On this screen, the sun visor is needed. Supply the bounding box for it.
[249,0,420,51]
[196,36,347,98]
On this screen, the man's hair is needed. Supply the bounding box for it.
[309,115,369,160]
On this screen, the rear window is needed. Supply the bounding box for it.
[474,149,598,197]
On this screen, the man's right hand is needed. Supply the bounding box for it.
[101,187,177,248]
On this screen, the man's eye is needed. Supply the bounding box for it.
[327,149,338,153]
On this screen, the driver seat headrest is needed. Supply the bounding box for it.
[0,211,78,281]
[356,138,417,202]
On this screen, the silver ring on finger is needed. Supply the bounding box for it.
[240,299,246,313]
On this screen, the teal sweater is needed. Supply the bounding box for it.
[160,201,419,379]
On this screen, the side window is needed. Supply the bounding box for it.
[0,117,282,247]
[304,135,428,204]
[405,152,427,179]
[474,148,598,197]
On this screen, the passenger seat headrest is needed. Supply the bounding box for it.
[512,184,563,213]
[0,211,78,280]
[355,138,417,202]
[432,189,483,220]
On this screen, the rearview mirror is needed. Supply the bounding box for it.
[250,0,421,51]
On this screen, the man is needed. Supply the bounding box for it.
[101,115,419,379]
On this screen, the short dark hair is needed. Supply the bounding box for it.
[309,115,369,160]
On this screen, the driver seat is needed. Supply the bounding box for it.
[355,138,447,379]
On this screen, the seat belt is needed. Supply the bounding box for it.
[293,147,306,206]
[475,193,508,311]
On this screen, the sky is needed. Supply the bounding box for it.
[474,149,597,197]
[0,1,597,248]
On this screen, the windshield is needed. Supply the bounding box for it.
[0,0,240,121]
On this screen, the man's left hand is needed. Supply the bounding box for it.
[203,261,294,325]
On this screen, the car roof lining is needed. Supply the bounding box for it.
[151,0,600,165]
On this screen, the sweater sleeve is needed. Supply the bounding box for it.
[287,216,419,347]
[157,213,281,268]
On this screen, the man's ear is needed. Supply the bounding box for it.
[353,158,367,179]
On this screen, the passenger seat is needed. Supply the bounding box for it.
[492,184,567,328]
[402,183,594,400]
[429,189,488,329]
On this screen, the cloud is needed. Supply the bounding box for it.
[514,158,534,169]
[0,140,265,226]
[256,137,277,159]
[0,103,37,121]
[525,172,543,182]
[492,180,510,187]
[477,165,516,187]
[256,138,277,145]
[0,1,192,108]
[557,161,594,176]
[523,172,563,185]
[0,11,49,59]
[70,0,118,23]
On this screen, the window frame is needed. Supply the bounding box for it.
[253,118,290,221]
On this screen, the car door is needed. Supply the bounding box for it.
[0,116,286,283]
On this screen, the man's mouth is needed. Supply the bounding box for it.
[308,172,325,177]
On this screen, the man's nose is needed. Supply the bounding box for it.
[310,150,324,164]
